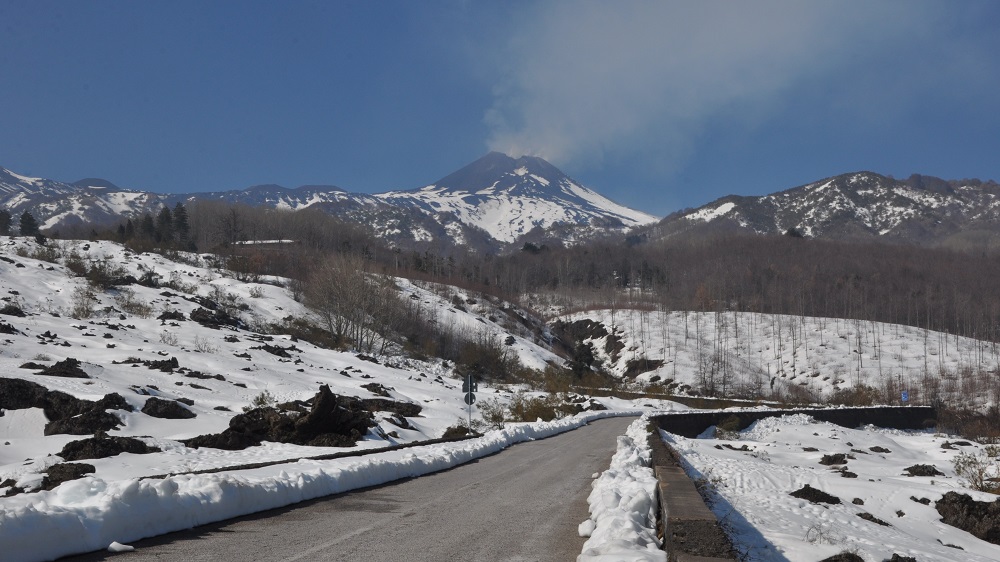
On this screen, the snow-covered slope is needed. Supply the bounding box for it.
[655,172,1000,248]
[557,308,1000,404]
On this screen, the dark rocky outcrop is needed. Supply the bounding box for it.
[251,344,298,358]
[58,434,160,461]
[820,553,863,562]
[0,303,26,317]
[820,453,848,466]
[360,398,422,417]
[184,385,375,450]
[905,464,944,477]
[44,410,123,436]
[114,356,180,372]
[40,463,96,490]
[190,307,241,329]
[789,484,841,504]
[141,397,197,419]
[0,377,129,435]
[38,358,89,378]
[936,491,1000,545]
[157,310,186,321]
[857,512,890,526]
[361,382,392,398]
[143,357,179,372]
[19,362,47,370]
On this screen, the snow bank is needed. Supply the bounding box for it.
[0,410,638,562]
[578,415,666,561]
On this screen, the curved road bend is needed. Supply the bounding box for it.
[64,416,637,562]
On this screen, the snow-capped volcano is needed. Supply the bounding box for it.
[378,152,658,244]
[0,155,658,251]
[655,171,1000,250]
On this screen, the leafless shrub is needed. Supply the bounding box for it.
[113,288,152,318]
[478,397,507,430]
[953,446,1000,493]
[159,330,179,346]
[69,286,98,319]
[194,335,219,354]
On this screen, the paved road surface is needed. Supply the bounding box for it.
[64,416,637,562]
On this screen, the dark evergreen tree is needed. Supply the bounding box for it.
[139,213,156,240]
[156,206,173,243]
[124,219,135,240]
[18,211,39,236]
[0,208,11,235]
[569,341,597,378]
[172,203,189,243]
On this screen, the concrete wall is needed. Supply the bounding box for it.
[653,406,937,438]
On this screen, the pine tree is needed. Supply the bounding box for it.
[156,205,174,243]
[172,203,190,243]
[18,211,39,236]
[0,209,11,236]
[139,213,156,240]
[124,219,135,240]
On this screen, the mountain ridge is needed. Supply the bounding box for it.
[0,155,658,251]
[652,170,1000,251]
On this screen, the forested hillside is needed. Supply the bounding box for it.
[48,201,1000,350]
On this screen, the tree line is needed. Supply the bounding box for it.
[9,200,1000,346]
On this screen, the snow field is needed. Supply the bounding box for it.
[665,414,1000,561]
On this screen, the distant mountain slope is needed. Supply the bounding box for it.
[0,167,166,231]
[0,154,658,251]
[654,172,1000,250]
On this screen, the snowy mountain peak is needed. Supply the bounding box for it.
[430,152,567,197]
[379,153,659,244]
[658,170,1000,250]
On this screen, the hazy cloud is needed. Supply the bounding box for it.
[484,1,949,173]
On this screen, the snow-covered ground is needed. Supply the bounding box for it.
[665,413,1000,561]
[0,236,678,561]
[559,308,1000,403]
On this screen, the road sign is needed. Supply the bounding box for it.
[462,375,478,393]
[464,392,476,405]
[901,390,909,402]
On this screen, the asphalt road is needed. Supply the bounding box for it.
[64,416,637,562]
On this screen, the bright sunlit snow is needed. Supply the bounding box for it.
[663,414,1000,561]
[0,236,672,561]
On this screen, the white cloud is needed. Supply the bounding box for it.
[483,1,950,173]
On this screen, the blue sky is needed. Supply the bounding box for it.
[1,1,998,217]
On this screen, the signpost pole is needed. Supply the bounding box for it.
[463,374,477,434]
